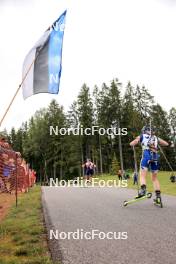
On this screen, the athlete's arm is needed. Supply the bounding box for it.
[158,138,169,147]
[130,136,140,146]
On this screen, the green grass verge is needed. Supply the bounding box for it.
[0,186,55,264]
[96,171,176,196]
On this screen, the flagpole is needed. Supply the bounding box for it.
[0,57,37,128]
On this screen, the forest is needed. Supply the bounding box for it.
[2,79,176,183]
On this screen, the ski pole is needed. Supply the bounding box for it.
[132,145,140,195]
[158,145,174,173]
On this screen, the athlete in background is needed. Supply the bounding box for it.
[82,159,96,183]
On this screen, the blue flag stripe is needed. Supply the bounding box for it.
[48,10,67,94]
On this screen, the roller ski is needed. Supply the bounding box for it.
[123,185,152,207]
[153,190,163,208]
[123,192,152,207]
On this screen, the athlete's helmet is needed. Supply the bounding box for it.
[142,125,156,134]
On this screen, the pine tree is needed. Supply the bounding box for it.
[150,104,172,170]
[110,153,120,175]
[169,107,176,148]
[77,83,94,159]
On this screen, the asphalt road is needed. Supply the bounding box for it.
[42,186,176,264]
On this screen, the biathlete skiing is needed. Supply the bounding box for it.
[82,159,96,183]
[128,125,169,207]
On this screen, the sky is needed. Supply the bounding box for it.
[0,0,176,131]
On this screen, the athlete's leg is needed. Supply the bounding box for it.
[151,169,162,204]
[140,167,148,186]
[85,169,91,182]
[151,171,160,191]
[150,158,162,205]
[136,168,147,197]
[89,169,94,183]
[140,151,150,186]
[151,159,161,195]
[137,155,149,197]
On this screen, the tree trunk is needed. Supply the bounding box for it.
[118,122,124,176]
[99,135,103,174]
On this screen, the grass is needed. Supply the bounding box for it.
[0,186,57,264]
[96,171,176,196]
[0,194,15,222]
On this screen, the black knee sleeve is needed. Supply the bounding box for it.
[155,190,161,197]
[141,184,146,190]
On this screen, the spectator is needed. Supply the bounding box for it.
[21,159,29,192]
[117,169,123,181]
[1,153,10,192]
[0,137,33,195]
[16,156,26,192]
[9,158,16,193]
[0,135,11,149]
[31,169,37,186]
[133,171,138,185]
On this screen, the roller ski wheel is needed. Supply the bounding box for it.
[123,200,128,207]
[153,197,163,208]
[146,192,152,198]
